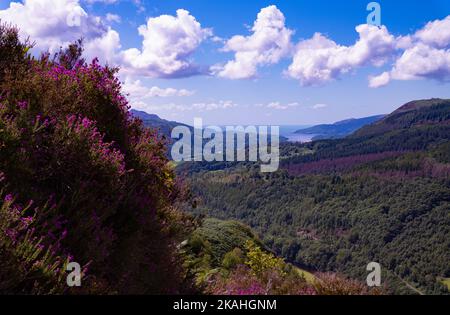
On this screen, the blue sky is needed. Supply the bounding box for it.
[1,0,450,125]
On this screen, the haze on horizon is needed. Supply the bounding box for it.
[1,0,450,125]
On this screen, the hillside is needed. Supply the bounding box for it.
[352,99,450,138]
[283,99,450,166]
[0,28,192,294]
[181,99,450,295]
[182,218,379,295]
[295,115,385,140]
[131,109,192,140]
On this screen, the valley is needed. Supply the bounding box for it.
[174,99,450,295]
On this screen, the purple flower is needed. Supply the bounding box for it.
[4,194,13,202]
[17,100,28,109]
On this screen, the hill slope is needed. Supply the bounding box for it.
[295,115,385,140]
[131,109,192,140]
[352,98,450,138]
[284,99,450,165]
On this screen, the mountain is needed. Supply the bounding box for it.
[295,115,385,140]
[352,98,450,138]
[284,99,450,164]
[131,109,289,157]
[131,109,192,140]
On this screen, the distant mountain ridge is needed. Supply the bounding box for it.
[283,98,450,165]
[131,109,192,140]
[131,109,289,144]
[295,115,385,140]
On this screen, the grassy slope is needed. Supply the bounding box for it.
[182,218,318,287]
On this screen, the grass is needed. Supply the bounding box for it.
[294,267,316,284]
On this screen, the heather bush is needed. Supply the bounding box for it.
[313,273,384,295]
[0,185,75,294]
[0,22,192,294]
[206,240,381,295]
[207,265,268,295]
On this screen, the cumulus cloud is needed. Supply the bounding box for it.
[266,101,300,110]
[414,16,450,49]
[0,0,111,53]
[312,104,327,109]
[369,71,390,88]
[370,15,450,87]
[191,100,237,111]
[214,5,293,79]
[106,13,121,23]
[123,79,195,100]
[0,2,211,79]
[120,9,212,78]
[130,100,237,113]
[85,0,118,4]
[391,44,450,81]
[130,102,180,112]
[84,28,121,63]
[132,0,145,13]
[3,1,449,88]
[0,0,122,67]
[370,45,450,87]
[286,24,396,86]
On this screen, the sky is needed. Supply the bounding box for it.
[1,0,450,125]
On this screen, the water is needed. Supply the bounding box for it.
[279,125,315,143]
[204,125,316,143]
[284,133,316,143]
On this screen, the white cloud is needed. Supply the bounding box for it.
[191,100,237,111]
[130,101,182,112]
[132,0,145,13]
[369,71,391,88]
[391,44,450,81]
[0,0,122,67]
[370,15,450,87]
[120,9,212,78]
[85,0,118,4]
[123,79,195,103]
[211,36,224,43]
[106,13,121,23]
[0,2,210,79]
[414,16,450,49]
[84,28,121,63]
[3,1,449,88]
[214,5,293,79]
[130,100,236,113]
[286,24,395,86]
[267,102,287,110]
[0,0,110,53]
[266,101,300,110]
[312,104,327,109]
